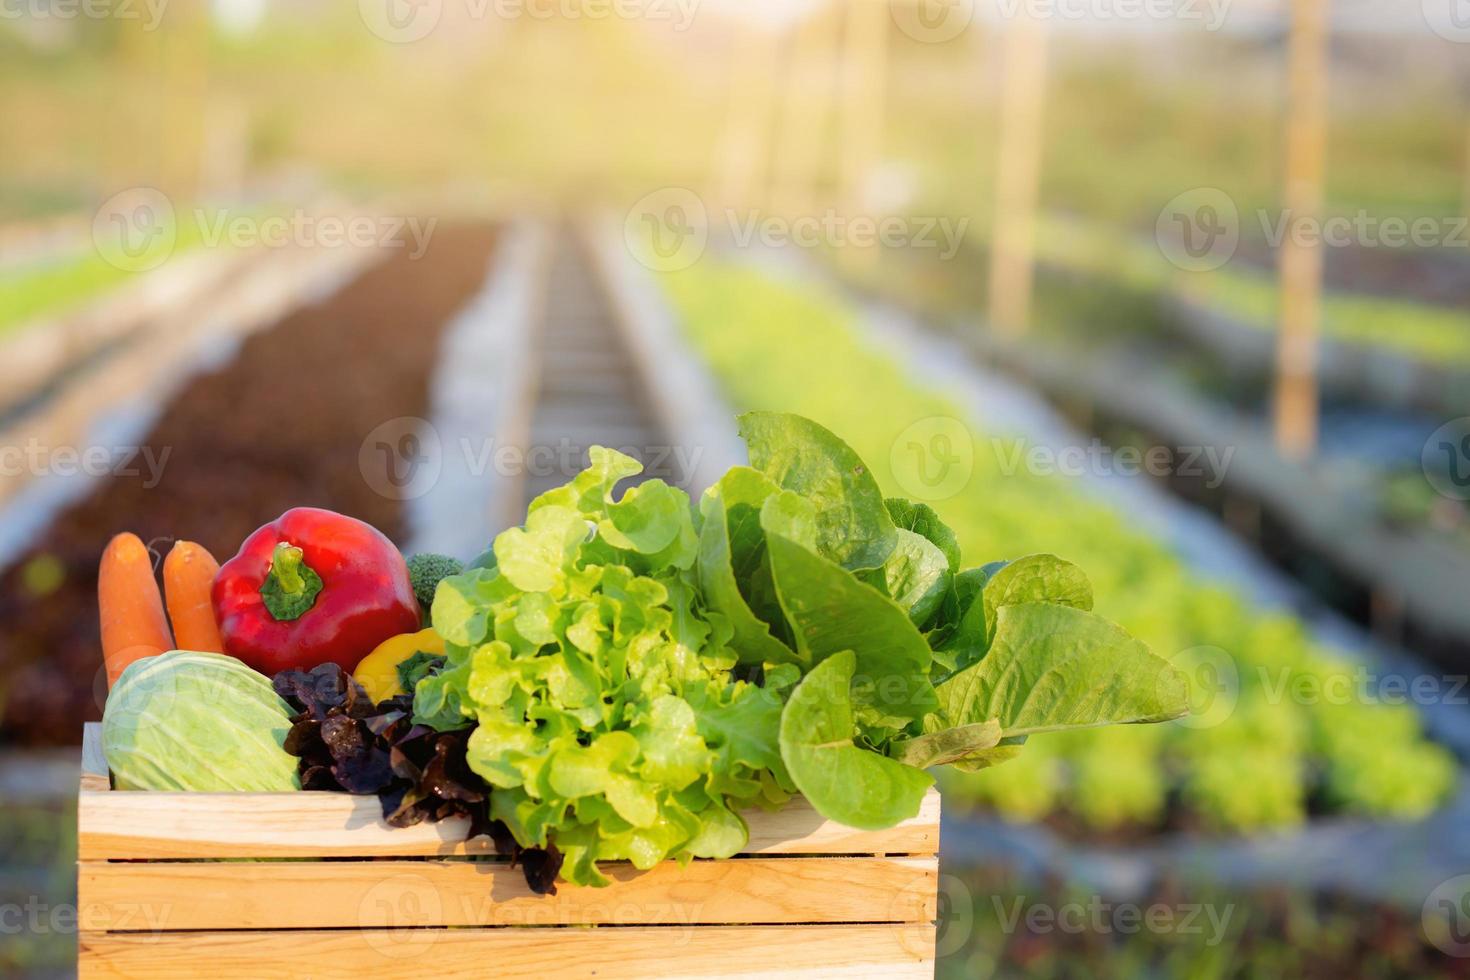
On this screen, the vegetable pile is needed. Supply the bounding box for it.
[97,412,1189,892]
[411,412,1187,886]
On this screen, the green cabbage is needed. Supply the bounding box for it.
[103,651,301,792]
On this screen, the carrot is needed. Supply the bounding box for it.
[163,540,224,654]
[99,533,174,687]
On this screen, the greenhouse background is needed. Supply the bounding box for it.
[4,0,1470,975]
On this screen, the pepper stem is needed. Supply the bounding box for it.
[271,543,308,593]
[259,542,324,621]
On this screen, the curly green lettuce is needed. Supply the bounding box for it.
[414,448,794,886]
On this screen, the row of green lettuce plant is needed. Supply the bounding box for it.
[660,260,1455,833]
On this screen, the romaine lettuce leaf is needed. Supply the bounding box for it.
[738,411,897,571]
[928,566,992,675]
[779,651,934,829]
[890,720,1003,768]
[885,498,962,572]
[761,499,937,724]
[936,603,1189,737]
[930,554,1091,676]
[863,528,951,628]
[980,554,1094,647]
[696,468,801,666]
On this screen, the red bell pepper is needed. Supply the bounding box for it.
[212,508,421,676]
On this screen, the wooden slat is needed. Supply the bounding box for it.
[78,725,941,859]
[78,856,936,931]
[79,787,939,859]
[79,923,936,979]
[748,789,939,854]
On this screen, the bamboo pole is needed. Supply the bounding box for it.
[108,15,161,189]
[1462,118,1470,223]
[773,4,840,215]
[717,22,783,210]
[838,0,889,212]
[160,2,211,203]
[1272,0,1331,459]
[987,15,1049,337]
[201,96,249,200]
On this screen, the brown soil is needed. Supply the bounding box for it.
[0,225,499,747]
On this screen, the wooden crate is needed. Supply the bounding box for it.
[77,723,939,978]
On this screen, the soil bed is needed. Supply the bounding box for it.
[0,225,499,747]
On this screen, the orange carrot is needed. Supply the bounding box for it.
[163,540,224,654]
[99,533,174,687]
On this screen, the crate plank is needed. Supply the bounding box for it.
[78,855,936,930]
[79,923,936,979]
[79,723,938,860]
[79,786,939,859]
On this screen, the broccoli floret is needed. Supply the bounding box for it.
[405,553,464,611]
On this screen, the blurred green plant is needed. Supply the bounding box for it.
[0,204,274,338]
[0,253,135,338]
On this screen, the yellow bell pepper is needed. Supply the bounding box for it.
[353,627,446,704]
